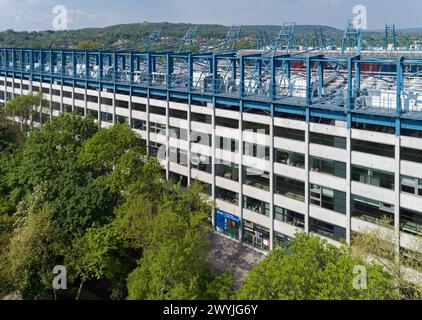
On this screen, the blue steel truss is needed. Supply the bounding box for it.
[384,24,397,51]
[219,25,242,52]
[2,47,422,134]
[178,25,198,53]
[145,28,163,50]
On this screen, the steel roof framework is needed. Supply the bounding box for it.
[1,46,422,134]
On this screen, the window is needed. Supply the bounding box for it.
[150,122,166,134]
[243,166,270,191]
[169,108,187,120]
[243,142,270,160]
[401,176,422,197]
[101,97,112,106]
[400,208,422,237]
[216,116,238,129]
[311,157,346,178]
[191,131,211,146]
[149,142,162,156]
[87,109,98,119]
[132,102,146,112]
[63,104,72,112]
[116,115,128,124]
[274,176,305,202]
[352,165,395,190]
[274,127,305,141]
[52,89,61,97]
[351,195,394,227]
[52,102,61,111]
[191,112,212,124]
[115,100,128,109]
[191,153,212,173]
[169,148,188,166]
[76,107,85,116]
[275,149,305,168]
[309,218,346,242]
[274,206,304,229]
[63,91,72,98]
[243,196,270,217]
[169,172,188,187]
[352,139,394,158]
[217,136,238,152]
[215,159,239,181]
[311,132,346,149]
[74,93,84,101]
[274,232,291,249]
[169,126,187,140]
[401,147,422,163]
[150,105,166,116]
[100,112,113,123]
[215,186,239,205]
[243,220,270,250]
[42,87,50,94]
[310,184,346,214]
[87,95,98,103]
[132,119,147,131]
[243,121,269,135]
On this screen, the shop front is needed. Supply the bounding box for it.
[242,220,270,251]
[215,209,241,240]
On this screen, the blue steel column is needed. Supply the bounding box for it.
[72,52,77,79]
[50,50,53,76]
[40,50,44,76]
[239,56,244,98]
[355,57,361,93]
[99,53,103,82]
[231,58,237,81]
[188,54,193,91]
[129,53,134,84]
[270,56,276,100]
[147,53,152,87]
[396,57,404,136]
[11,49,15,71]
[4,50,9,73]
[318,60,324,98]
[257,59,262,92]
[113,52,118,83]
[212,54,218,94]
[305,57,311,122]
[347,57,353,128]
[166,54,173,89]
[61,51,65,77]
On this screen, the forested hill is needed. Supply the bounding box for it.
[0,22,341,50]
[0,21,420,51]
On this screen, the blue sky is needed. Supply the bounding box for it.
[0,0,421,31]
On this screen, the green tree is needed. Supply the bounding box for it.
[124,183,215,300]
[3,92,42,133]
[5,204,60,299]
[236,233,400,300]
[66,223,133,299]
[6,112,98,204]
[351,218,422,299]
[75,41,103,50]
[77,123,153,195]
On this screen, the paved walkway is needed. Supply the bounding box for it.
[208,232,265,287]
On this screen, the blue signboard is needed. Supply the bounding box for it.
[215,209,240,240]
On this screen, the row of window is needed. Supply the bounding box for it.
[214,182,422,238]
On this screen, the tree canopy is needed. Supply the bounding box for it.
[236,233,400,300]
